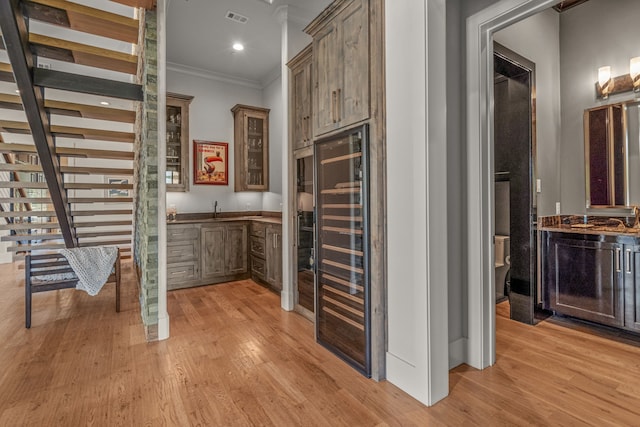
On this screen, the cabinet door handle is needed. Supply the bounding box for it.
[616,247,622,272]
[332,90,337,123]
[626,249,632,273]
[337,88,342,122]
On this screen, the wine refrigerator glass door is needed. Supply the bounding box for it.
[296,153,315,315]
[314,125,370,376]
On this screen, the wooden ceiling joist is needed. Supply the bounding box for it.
[0,120,135,143]
[34,68,143,101]
[0,0,76,247]
[25,0,140,44]
[0,143,135,160]
[29,33,138,75]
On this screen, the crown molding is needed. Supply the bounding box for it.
[261,65,282,88]
[166,62,263,89]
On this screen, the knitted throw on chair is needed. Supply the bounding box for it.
[60,247,118,296]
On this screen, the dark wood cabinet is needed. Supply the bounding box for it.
[624,243,640,331]
[542,230,640,331]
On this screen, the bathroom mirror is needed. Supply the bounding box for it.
[584,100,640,209]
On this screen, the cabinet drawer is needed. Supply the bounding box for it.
[251,256,266,280]
[250,236,266,257]
[167,240,198,263]
[167,262,199,289]
[167,224,199,242]
[251,222,266,238]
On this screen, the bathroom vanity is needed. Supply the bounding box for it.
[540,216,640,332]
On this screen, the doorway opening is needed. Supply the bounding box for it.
[492,42,538,324]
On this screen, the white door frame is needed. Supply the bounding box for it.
[465,0,557,369]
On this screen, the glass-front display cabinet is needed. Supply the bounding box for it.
[231,104,270,192]
[166,93,193,192]
[314,124,370,376]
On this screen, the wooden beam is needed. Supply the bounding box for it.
[0,143,135,160]
[29,33,138,75]
[78,239,131,247]
[0,222,63,231]
[0,0,76,247]
[77,230,132,238]
[25,0,139,44]
[72,209,132,216]
[64,183,133,190]
[34,68,143,101]
[0,120,135,143]
[7,243,65,251]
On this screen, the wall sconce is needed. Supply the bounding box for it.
[631,57,640,92]
[596,57,640,99]
[598,66,612,99]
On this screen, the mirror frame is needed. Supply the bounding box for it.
[584,100,633,209]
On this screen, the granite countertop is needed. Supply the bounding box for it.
[538,215,640,237]
[167,212,282,225]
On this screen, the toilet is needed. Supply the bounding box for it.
[495,235,510,302]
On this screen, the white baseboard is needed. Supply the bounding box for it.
[157,313,170,340]
[449,337,467,369]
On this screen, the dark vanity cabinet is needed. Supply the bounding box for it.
[542,231,640,332]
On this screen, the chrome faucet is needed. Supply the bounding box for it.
[214,200,218,219]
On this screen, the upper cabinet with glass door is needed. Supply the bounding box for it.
[166,93,193,192]
[231,104,270,192]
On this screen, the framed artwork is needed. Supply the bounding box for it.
[105,176,130,198]
[194,140,228,185]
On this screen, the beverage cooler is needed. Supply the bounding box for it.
[314,125,370,376]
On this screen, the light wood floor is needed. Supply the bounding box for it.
[1,262,640,426]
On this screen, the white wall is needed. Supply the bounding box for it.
[166,69,265,213]
[262,75,284,212]
[494,8,561,216]
[559,0,640,213]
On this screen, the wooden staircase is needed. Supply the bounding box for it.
[0,0,156,261]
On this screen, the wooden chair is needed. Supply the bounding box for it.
[24,249,121,328]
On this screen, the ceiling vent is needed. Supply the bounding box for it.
[225,11,249,24]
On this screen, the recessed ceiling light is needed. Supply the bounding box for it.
[100,101,110,106]
[233,43,245,52]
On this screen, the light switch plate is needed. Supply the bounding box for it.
[536,179,542,193]
[555,202,561,214]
